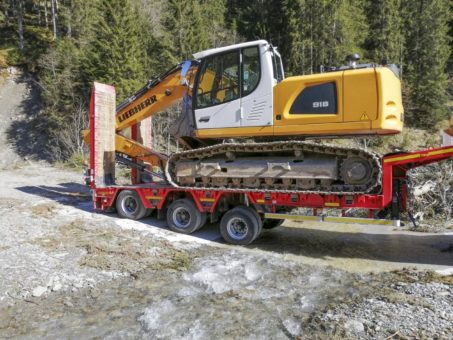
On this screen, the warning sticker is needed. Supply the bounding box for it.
[360,112,369,120]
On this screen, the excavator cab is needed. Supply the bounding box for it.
[191,40,404,140]
[192,40,282,138]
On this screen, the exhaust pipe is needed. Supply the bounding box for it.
[445,112,453,137]
[442,112,453,146]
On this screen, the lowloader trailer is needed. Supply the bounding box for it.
[85,83,452,246]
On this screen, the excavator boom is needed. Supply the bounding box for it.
[115,62,193,132]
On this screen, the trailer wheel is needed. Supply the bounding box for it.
[220,206,262,245]
[238,206,263,238]
[116,190,147,220]
[196,213,208,231]
[167,198,206,234]
[263,219,285,229]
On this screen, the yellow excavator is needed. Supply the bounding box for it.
[87,40,406,194]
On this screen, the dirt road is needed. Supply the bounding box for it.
[0,69,452,339]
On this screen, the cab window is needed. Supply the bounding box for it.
[195,51,239,109]
[271,50,284,83]
[242,47,260,95]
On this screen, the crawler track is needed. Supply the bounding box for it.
[166,141,382,195]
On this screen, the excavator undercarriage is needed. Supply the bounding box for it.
[166,141,382,194]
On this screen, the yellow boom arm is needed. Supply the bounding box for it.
[84,63,194,166]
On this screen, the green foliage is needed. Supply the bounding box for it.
[227,0,368,75]
[402,0,450,128]
[162,0,215,60]
[39,38,83,125]
[364,0,404,64]
[83,0,146,102]
[0,0,451,161]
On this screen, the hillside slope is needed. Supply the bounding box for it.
[0,67,50,167]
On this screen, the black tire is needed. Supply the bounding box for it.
[219,206,261,245]
[166,198,206,234]
[116,190,147,220]
[235,206,263,239]
[196,213,208,231]
[263,219,285,229]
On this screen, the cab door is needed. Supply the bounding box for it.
[194,50,241,129]
[240,46,273,128]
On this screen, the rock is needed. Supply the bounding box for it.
[345,319,365,333]
[73,281,83,289]
[52,282,62,291]
[32,286,47,297]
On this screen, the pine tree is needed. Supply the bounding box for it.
[84,0,146,102]
[226,0,303,73]
[402,0,450,128]
[364,0,403,65]
[162,0,210,61]
[329,0,368,66]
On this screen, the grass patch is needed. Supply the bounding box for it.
[32,220,193,277]
[391,269,453,285]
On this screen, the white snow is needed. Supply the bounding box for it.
[435,267,453,276]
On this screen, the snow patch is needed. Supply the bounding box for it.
[435,267,453,276]
[114,218,212,248]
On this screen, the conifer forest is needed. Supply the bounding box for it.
[0,0,451,160]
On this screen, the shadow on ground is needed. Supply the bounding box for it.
[17,181,453,268]
[17,182,91,208]
[134,217,453,268]
[250,224,453,267]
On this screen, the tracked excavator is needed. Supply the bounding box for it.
[89,40,406,194]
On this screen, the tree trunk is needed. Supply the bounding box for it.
[44,0,48,27]
[66,0,72,37]
[36,1,41,25]
[13,0,25,50]
[51,0,57,40]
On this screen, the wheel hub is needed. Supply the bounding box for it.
[173,207,191,229]
[121,195,138,215]
[226,217,248,240]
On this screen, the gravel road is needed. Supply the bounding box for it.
[0,68,452,339]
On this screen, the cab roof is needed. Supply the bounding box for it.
[192,40,269,59]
